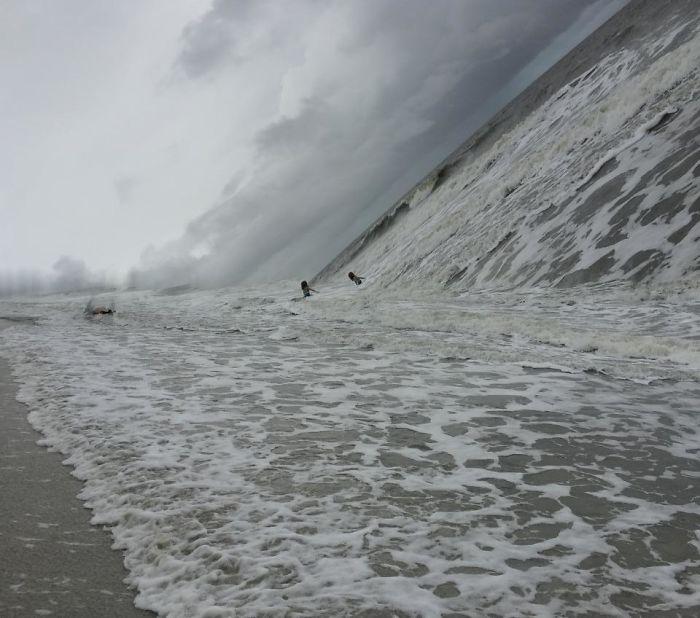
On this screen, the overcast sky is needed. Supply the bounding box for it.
[1,0,627,291]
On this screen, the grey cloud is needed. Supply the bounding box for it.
[219,169,247,199]
[176,0,282,78]
[114,175,138,204]
[133,0,622,289]
[177,0,253,77]
[52,255,91,290]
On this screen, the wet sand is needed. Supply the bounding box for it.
[0,321,153,617]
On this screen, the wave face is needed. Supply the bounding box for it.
[316,0,700,293]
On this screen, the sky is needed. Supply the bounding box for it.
[0,0,627,293]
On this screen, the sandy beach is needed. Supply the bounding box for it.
[0,320,153,617]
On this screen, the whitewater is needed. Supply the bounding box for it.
[1,279,699,617]
[319,1,700,295]
[2,0,700,616]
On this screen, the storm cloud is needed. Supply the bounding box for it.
[131,0,625,288]
[1,0,626,294]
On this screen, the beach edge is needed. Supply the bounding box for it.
[0,320,155,617]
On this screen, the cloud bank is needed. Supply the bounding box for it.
[130,0,624,289]
[0,0,625,294]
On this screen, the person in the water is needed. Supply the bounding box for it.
[91,306,114,315]
[301,280,317,298]
[348,271,363,285]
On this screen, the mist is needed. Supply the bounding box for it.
[0,256,115,298]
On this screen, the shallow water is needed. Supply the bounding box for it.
[1,282,699,617]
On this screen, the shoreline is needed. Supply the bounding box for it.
[0,320,154,617]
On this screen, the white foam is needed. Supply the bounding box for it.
[1,282,699,616]
[319,23,700,295]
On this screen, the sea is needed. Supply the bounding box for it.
[1,280,699,617]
